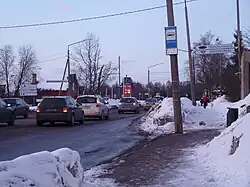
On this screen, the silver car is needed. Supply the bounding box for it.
[118,97,140,114]
[76,95,109,120]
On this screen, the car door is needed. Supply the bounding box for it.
[0,99,10,122]
[15,99,23,116]
[99,97,108,115]
[68,97,81,121]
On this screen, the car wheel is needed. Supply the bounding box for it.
[105,111,109,120]
[24,111,29,118]
[79,113,84,124]
[8,114,15,126]
[37,121,43,126]
[99,112,104,120]
[68,115,75,126]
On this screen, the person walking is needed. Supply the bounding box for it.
[202,95,209,109]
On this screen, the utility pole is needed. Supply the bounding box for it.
[67,47,73,97]
[118,56,121,99]
[166,0,183,134]
[184,0,196,106]
[147,68,150,85]
[236,0,243,99]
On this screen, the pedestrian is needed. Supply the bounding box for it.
[200,98,203,106]
[202,95,209,109]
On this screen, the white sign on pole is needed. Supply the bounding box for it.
[165,26,178,55]
[194,44,234,54]
[20,84,37,96]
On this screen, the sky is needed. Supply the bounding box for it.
[0,0,249,89]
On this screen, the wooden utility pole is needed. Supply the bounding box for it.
[184,0,196,105]
[166,0,183,133]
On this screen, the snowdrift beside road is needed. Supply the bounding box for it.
[0,148,86,187]
[139,97,227,137]
[197,113,250,187]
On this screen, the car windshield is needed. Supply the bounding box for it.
[39,98,66,108]
[77,97,97,104]
[3,99,17,106]
[120,98,135,103]
[145,98,157,102]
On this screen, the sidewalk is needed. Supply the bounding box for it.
[101,129,220,187]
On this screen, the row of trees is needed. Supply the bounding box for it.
[0,45,38,97]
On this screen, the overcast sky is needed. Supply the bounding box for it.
[0,0,249,89]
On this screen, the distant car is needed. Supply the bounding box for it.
[76,95,109,120]
[144,98,158,110]
[3,98,29,118]
[36,96,84,126]
[0,99,15,126]
[154,96,165,103]
[118,97,140,114]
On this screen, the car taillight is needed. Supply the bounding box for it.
[62,108,68,113]
[96,100,100,107]
[36,109,40,113]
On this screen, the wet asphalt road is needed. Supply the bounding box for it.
[0,109,145,170]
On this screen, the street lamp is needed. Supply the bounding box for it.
[59,39,88,96]
[148,63,164,85]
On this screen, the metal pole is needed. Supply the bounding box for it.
[184,0,196,106]
[148,68,150,85]
[166,0,183,134]
[236,0,243,99]
[67,47,72,96]
[118,56,121,99]
[59,60,68,96]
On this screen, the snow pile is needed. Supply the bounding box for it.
[0,148,85,187]
[196,113,250,187]
[139,97,226,137]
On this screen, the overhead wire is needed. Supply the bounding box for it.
[0,0,198,30]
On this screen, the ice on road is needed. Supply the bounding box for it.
[0,116,144,170]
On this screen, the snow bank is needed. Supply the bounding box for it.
[139,97,226,137]
[196,113,250,187]
[0,148,84,187]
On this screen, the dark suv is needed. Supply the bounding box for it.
[3,98,29,118]
[36,96,84,126]
[0,99,15,126]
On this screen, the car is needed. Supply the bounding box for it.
[0,98,15,126]
[143,98,158,110]
[153,96,165,103]
[36,96,84,126]
[76,95,109,120]
[118,97,140,114]
[3,98,29,118]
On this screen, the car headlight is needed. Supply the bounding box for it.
[133,103,136,106]
[118,102,121,105]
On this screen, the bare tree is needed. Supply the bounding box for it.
[243,27,250,48]
[193,31,230,95]
[72,33,116,94]
[14,45,38,96]
[0,45,15,97]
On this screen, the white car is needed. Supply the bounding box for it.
[76,95,109,120]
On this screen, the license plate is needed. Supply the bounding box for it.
[46,109,57,112]
[82,105,91,109]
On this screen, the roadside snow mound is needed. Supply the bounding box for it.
[139,97,226,137]
[197,113,250,187]
[0,148,84,187]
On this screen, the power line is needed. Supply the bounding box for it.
[38,55,66,64]
[0,0,197,30]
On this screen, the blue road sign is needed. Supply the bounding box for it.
[165,26,178,55]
